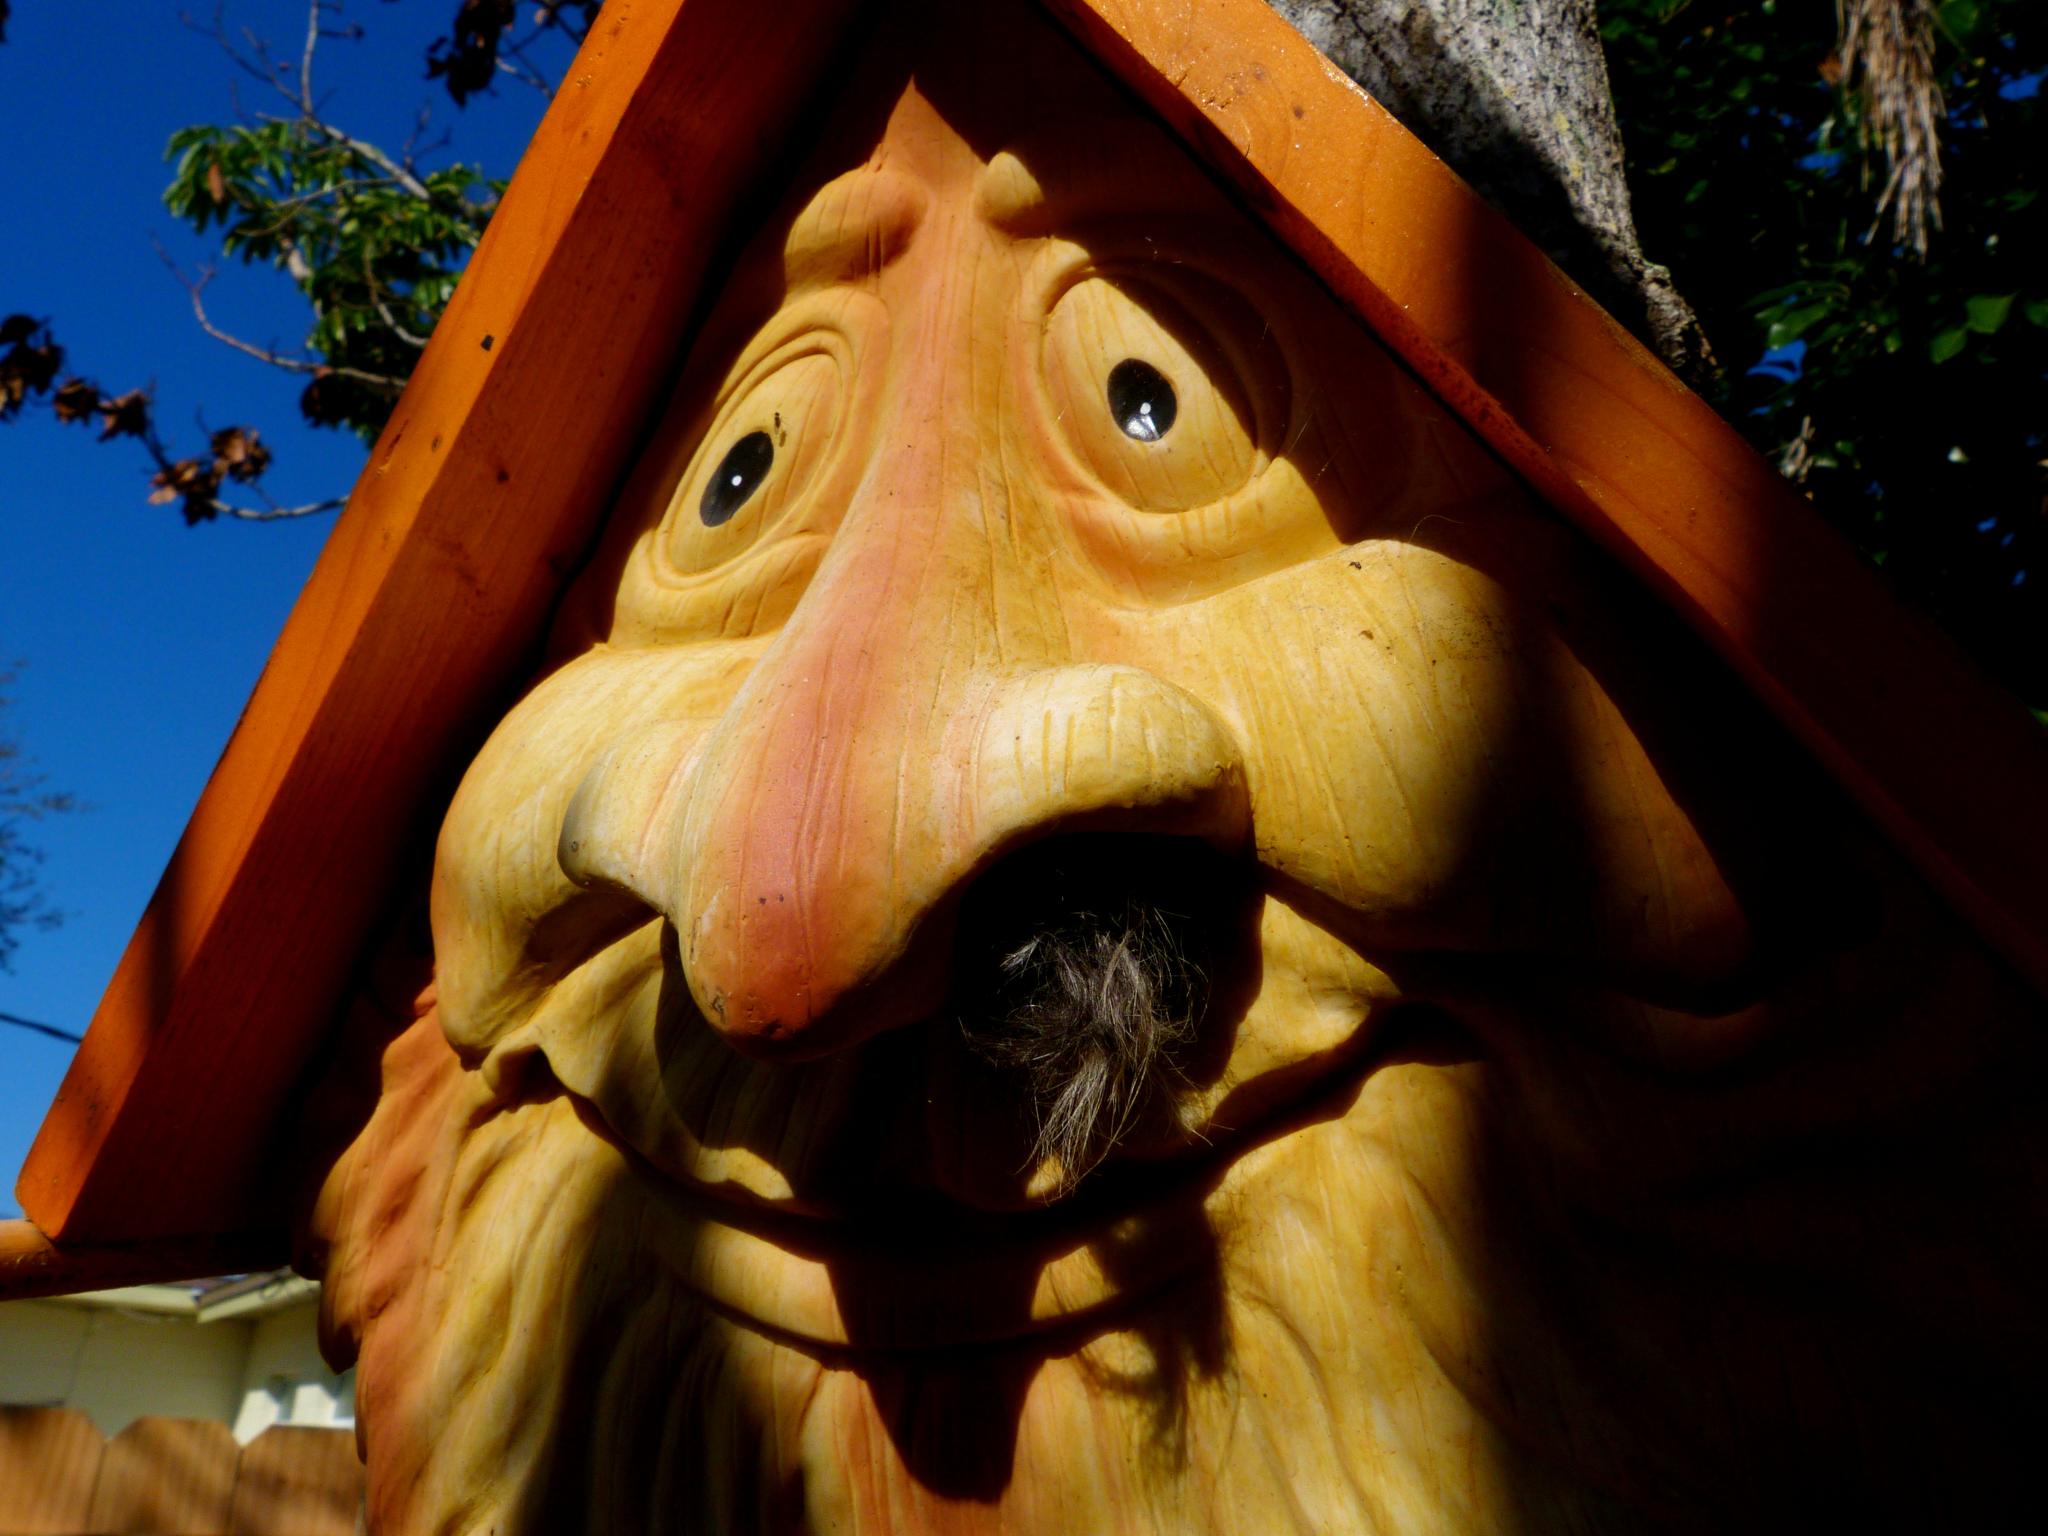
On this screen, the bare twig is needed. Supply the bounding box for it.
[541,3,593,45]
[158,243,405,390]
[492,52,556,96]
[248,175,405,221]
[122,383,345,523]
[306,120,433,201]
[191,4,436,200]
[298,0,320,113]
[492,15,575,98]
[215,495,347,521]
[181,5,286,97]
[400,105,453,174]
[361,252,432,350]
[0,1010,84,1047]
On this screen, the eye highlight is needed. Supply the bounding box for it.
[701,431,775,526]
[1041,270,1281,513]
[1108,359,1176,442]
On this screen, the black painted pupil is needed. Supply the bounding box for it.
[700,430,775,526]
[1107,359,1176,442]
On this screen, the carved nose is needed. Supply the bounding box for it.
[558,495,1249,1059]
[560,663,1249,1058]
[678,657,1248,1055]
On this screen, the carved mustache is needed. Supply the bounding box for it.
[953,837,1223,1190]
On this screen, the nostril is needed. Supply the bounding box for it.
[951,833,1256,1187]
[445,884,662,1059]
[557,771,638,897]
[479,1037,567,1110]
[556,726,701,910]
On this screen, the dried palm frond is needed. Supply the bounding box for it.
[1838,0,1946,258]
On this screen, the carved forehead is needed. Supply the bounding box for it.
[777,0,1238,288]
[780,163,930,291]
[975,117,1232,233]
[781,102,1241,288]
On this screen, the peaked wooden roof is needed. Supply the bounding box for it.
[7,0,2044,1299]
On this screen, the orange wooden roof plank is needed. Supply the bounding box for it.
[0,1217,278,1302]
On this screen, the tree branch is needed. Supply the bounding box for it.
[161,247,405,391]
[215,494,348,521]
[361,252,432,350]
[0,1011,84,1047]
[298,0,320,115]
[304,119,433,201]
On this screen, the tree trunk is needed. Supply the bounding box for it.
[1266,0,1716,386]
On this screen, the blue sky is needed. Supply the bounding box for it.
[0,2,565,1217]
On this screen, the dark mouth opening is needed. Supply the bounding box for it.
[950,833,1250,1189]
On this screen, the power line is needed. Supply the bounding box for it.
[0,1009,83,1045]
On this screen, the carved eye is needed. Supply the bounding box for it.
[1108,359,1176,442]
[701,431,775,526]
[1043,272,1278,512]
[662,351,840,574]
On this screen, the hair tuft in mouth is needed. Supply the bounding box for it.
[954,836,1224,1192]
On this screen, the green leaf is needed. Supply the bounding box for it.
[2023,299,2048,330]
[1963,293,2016,334]
[1928,327,1970,363]
[1936,0,1983,43]
[1766,303,1830,348]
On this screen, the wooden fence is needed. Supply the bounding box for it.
[0,1408,360,1535]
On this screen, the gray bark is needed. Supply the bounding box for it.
[1266,0,1716,386]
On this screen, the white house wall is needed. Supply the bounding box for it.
[0,1297,246,1433]
[231,1300,353,1442]
[2,1290,355,1445]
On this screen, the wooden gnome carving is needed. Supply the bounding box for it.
[303,1,2048,1530]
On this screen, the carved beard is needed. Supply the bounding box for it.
[310,994,1599,1536]
[312,894,2048,1536]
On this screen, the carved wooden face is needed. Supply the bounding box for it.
[437,44,1747,1262]
[329,3,2041,1531]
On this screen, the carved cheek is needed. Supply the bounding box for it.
[1086,550,1516,920]
[431,644,760,1061]
[1284,553,1553,922]
[1098,542,1734,966]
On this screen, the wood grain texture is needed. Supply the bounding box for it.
[0,1408,104,1534]
[1043,0,2048,996]
[16,0,865,1245]
[0,1413,362,1536]
[227,1426,364,1536]
[84,1418,238,1535]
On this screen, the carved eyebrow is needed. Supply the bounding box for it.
[973,120,1223,236]
[782,166,930,291]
